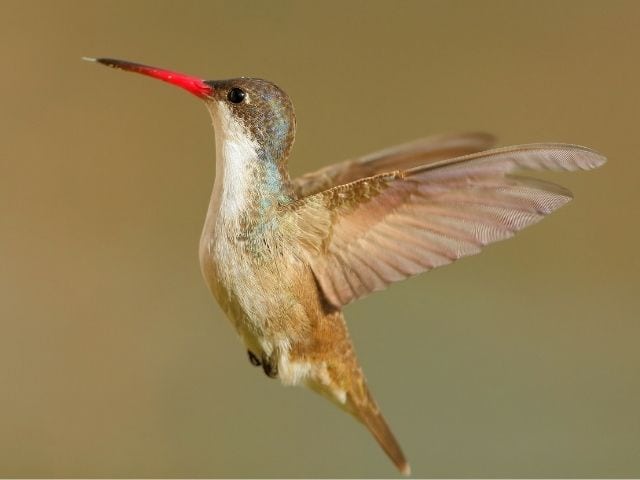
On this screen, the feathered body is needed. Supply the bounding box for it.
[90,57,606,475]
[197,84,405,469]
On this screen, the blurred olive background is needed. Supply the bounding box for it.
[1,0,639,477]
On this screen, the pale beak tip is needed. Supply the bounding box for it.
[81,56,98,63]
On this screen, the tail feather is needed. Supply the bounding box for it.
[298,310,410,474]
[353,395,411,476]
[306,366,411,474]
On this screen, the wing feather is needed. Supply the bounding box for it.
[292,132,496,197]
[288,143,606,308]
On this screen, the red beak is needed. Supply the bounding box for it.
[85,57,213,98]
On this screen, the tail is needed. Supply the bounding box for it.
[351,388,411,476]
[305,360,410,474]
[298,310,410,474]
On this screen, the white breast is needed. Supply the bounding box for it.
[208,102,261,219]
[199,102,278,346]
[198,102,313,373]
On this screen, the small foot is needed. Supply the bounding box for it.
[261,356,278,379]
[248,351,261,367]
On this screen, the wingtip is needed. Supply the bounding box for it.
[593,152,608,168]
[585,151,607,171]
[573,144,607,170]
[534,143,608,171]
[565,144,608,170]
[542,143,608,171]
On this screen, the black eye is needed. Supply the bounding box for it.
[227,87,246,104]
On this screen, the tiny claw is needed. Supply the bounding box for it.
[261,356,278,378]
[248,351,261,367]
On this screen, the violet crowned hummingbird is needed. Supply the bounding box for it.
[86,57,605,475]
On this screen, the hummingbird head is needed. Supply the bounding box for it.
[203,77,296,166]
[87,58,296,176]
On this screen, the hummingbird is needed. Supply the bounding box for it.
[86,57,606,475]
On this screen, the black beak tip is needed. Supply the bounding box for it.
[82,57,123,69]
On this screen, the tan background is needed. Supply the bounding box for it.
[1,0,639,477]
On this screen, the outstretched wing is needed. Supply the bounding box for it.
[292,132,496,197]
[288,144,606,309]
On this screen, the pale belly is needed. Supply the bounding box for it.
[199,233,318,386]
